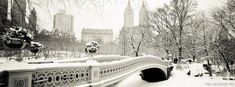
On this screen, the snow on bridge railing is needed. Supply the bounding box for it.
[0,56,172,87]
[56,55,128,63]
[99,56,171,81]
[27,55,128,64]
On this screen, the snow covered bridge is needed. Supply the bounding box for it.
[0,56,172,87]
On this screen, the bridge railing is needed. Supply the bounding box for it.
[31,65,90,87]
[27,55,128,64]
[0,63,92,87]
[99,56,170,81]
[0,56,171,87]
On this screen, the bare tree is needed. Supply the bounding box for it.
[211,0,235,38]
[130,32,145,57]
[210,0,235,75]
[171,0,198,61]
[147,6,179,58]
[184,13,204,61]
[147,0,198,61]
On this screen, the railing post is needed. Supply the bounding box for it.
[88,65,100,84]
[8,71,32,87]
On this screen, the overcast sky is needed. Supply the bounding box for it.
[28,0,225,40]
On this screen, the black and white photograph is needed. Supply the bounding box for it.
[0,0,235,87]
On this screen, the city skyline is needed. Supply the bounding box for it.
[11,0,224,40]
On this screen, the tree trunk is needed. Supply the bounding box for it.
[179,24,183,62]
[219,49,231,73]
[178,47,182,61]
[193,55,196,62]
[123,40,126,56]
[135,52,138,57]
[202,16,212,76]
[135,39,143,57]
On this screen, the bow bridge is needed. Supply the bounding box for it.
[0,56,172,87]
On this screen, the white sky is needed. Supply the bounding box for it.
[29,0,225,40]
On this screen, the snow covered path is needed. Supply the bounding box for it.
[116,63,235,87]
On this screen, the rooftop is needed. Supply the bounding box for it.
[81,28,113,35]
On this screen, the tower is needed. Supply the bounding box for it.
[29,8,37,33]
[139,1,148,27]
[124,0,134,27]
[53,10,74,34]
[11,0,27,27]
[0,0,9,27]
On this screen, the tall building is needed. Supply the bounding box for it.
[0,0,8,27]
[29,8,37,33]
[53,10,74,34]
[11,0,27,27]
[119,0,149,56]
[81,28,113,44]
[124,0,134,27]
[120,0,136,55]
[139,1,148,26]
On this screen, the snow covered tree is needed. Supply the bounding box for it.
[147,0,198,61]
[210,0,235,75]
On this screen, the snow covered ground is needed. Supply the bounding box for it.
[116,63,235,87]
[0,57,7,64]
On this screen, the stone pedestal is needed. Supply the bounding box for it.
[8,71,32,87]
[88,63,100,83]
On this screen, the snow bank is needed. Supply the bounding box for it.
[116,63,235,87]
